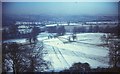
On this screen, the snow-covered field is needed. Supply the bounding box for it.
[42,33,109,71]
[3,33,109,72]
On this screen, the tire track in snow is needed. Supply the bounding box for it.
[69,49,108,64]
[68,42,109,64]
[46,44,70,69]
[52,46,64,68]
[45,44,68,70]
[52,46,108,64]
[56,39,109,64]
[54,47,70,68]
[43,45,55,70]
[43,37,109,69]
[44,41,108,66]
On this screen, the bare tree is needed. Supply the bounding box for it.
[101,34,113,45]
[25,42,50,72]
[101,34,107,44]
[27,26,40,44]
[109,40,120,68]
[2,42,28,73]
[101,33,120,68]
[2,41,50,73]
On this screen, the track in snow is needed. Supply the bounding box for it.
[42,33,109,71]
[44,43,109,70]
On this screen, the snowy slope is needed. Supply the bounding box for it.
[3,33,110,72]
[43,33,109,72]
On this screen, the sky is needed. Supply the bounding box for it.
[1,0,120,2]
[2,2,118,16]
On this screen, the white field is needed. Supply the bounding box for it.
[42,33,109,72]
[3,33,109,72]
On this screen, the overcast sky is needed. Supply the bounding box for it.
[3,2,118,16]
[1,0,120,2]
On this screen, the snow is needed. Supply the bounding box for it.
[18,25,29,28]
[69,23,82,26]
[45,23,83,27]
[46,24,58,27]
[60,33,105,45]
[43,33,109,56]
[43,33,109,71]
[3,33,110,72]
[3,39,26,43]
[86,21,118,24]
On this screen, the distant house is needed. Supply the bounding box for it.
[18,25,32,34]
